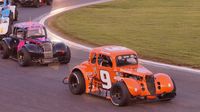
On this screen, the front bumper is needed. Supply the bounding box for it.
[29,51,66,64]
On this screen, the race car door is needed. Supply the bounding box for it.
[89,52,98,77]
[97,54,114,90]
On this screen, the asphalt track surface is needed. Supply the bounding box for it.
[0,0,200,112]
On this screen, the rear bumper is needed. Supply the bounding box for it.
[29,51,66,64]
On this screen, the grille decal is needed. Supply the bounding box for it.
[146,75,156,95]
[42,42,53,58]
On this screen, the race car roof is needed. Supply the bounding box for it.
[14,22,43,29]
[92,46,137,57]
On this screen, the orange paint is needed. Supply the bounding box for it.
[69,46,176,100]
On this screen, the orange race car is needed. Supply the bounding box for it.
[64,46,176,106]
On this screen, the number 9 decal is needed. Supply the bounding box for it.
[100,70,112,89]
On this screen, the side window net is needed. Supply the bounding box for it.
[98,54,112,68]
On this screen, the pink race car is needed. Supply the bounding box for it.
[0,22,71,66]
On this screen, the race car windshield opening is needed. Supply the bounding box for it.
[27,27,46,38]
[116,54,138,67]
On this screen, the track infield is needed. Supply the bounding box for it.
[48,0,200,68]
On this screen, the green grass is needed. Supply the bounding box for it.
[50,0,200,68]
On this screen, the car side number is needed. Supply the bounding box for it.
[100,70,112,89]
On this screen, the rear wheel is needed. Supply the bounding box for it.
[110,81,131,106]
[58,46,71,64]
[68,70,85,95]
[0,42,10,59]
[18,48,31,66]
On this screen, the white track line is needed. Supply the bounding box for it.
[39,0,200,74]
[39,0,112,50]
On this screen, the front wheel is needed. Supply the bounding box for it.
[68,70,85,95]
[110,81,131,106]
[58,46,71,64]
[18,48,31,66]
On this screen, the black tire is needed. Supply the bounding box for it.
[46,0,52,5]
[68,70,85,95]
[34,0,40,8]
[110,81,131,106]
[14,8,18,21]
[17,48,31,66]
[158,78,176,101]
[0,42,10,59]
[59,46,71,64]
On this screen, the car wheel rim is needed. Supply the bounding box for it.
[70,75,78,89]
[112,86,122,101]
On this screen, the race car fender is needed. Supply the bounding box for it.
[121,78,142,96]
[154,73,175,95]
[22,44,41,54]
[1,37,12,49]
[71,64,94,93]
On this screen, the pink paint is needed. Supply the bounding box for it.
[36,37,46,41]
[17,37,49,51]
[26,37,48,45]
[17,40,25,52]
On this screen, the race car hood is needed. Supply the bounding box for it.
[118,65,153,77]
[28,37,51,44]
[35,37,50,42]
